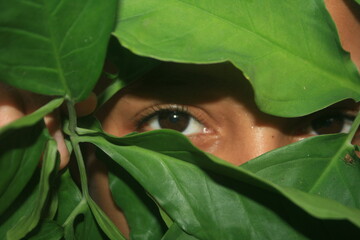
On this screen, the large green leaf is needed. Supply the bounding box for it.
[83,133,360,239]
[114,0,360,117]
[76,117,360,225]
[0,0,116,101]
[242,134,360,208]
[0,122,49,215]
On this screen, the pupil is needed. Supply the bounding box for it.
[158,111,190,132]
[311,115,344,135]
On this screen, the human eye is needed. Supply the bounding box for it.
[135,104,209,135]
[307,112,356,135]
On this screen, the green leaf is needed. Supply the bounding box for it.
[0,0,116,101]
[82,133,360,239]
[7,139,59,239]
[107,156,167,240]
[114,0,360,116]
[56,170,106,240]
[0,122,49,215]
[27,221,63,240]
[161,223,199,240]
[55,170,83,225]
[97,39,160,109]
[242,133,360,208]
[0,98,63,136]
[0,168,39,239]
[355,0,360,5]
[87,197,126,240]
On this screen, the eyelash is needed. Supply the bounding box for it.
[301,111,356,135]
[135,104,201,131]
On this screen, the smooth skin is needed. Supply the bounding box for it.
[0,0,359,238]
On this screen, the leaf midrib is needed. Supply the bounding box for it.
[150,0,355,88]
[42,0,71,99]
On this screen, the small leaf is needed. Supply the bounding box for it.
[161,223,199,240]
[87,196,126,240]
[55,170,108,240]
[0,122,48,215]
[0,0,117,101]
[7,139,59,239]
[0,169,39,239]
[55,170,83,225]
[0,98,63,136]
[97,38,160,109]
[27,221,63,240]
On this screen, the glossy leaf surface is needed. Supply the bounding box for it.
[114,0,360,116]
[242,134,360,208]
[82,131,360,239]
[0,0,116,101]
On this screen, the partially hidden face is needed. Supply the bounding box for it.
[89,62,359,236]
[98,62,360,165]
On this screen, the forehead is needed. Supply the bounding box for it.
[121,62,255,103]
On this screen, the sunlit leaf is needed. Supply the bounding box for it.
[114,0,360,116]
[7,139,58,239]
[0,0,116,101]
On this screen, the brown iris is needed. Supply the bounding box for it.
[311,114,345,135]
[158,110,190,132]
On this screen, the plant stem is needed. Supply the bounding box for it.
[347,111,360,143]
[66,101,90,197]
[62,198,87,227]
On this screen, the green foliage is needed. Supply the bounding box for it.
[114,0,360,117]
[0,0,116,101]
[1,0,360,240]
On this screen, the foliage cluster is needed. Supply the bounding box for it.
[1,0,360,239]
